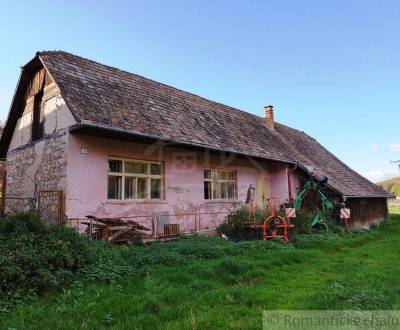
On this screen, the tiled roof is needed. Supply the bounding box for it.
[34,51,392,198]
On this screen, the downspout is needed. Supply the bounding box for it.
[287,163,298,203]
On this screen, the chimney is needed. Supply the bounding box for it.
[264,105,275,129]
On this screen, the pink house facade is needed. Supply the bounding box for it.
[0,51,391,232]
[66,133,298,231]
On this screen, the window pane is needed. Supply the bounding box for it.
[212,182,219,199]
[150,163,161,175]
[220,182,227,199]
[227,171,235,181]
[211,170,218,180]
[125,177,136,199]
[137,178,148,199]
[204,169,211,179]
[228,182,236,199]
[218,171,227,180]
[150,179,161,199]
[108,176,122,199]
[204,181,211,199]
[108,160,122,173]
[125,162,147,174]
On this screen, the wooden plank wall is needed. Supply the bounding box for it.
[346,198,388,227]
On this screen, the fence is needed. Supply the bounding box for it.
[0,190,66,225]
[69,210,232,242]
[37,191,65,225]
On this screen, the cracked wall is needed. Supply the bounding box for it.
[5,80,74,212]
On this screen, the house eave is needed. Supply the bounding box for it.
[69,120,298,166]
[343,194,394,199]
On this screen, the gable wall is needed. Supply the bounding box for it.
[4,70,76,212]
[8,82,76,152]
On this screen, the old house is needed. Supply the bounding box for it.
[0,51,391,233]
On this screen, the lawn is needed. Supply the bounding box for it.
[2,214,400,330]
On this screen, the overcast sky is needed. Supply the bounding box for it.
[0,0,399,181]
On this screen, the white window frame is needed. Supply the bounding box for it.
[204,168,237,201]
[107,157,163,201]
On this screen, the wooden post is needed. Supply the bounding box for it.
[58,191,65,224]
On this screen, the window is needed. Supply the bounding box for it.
[32,90,44,141]
[107,158,163,200]
[204,169,237,200]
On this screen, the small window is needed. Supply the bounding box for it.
[32,91,44,141]
[204,169,237,200]
[107,158,163,200]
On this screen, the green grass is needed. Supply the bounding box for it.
[2,214,400,330]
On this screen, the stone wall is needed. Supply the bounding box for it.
[5,131,68,213]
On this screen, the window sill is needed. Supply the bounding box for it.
[205,200,239,204]
[106,200,168,205]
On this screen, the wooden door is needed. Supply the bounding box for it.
[256,176,268,209]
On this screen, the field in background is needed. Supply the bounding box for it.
[377,176,400,196]
[389,199,400,213]
[2,213,400,329]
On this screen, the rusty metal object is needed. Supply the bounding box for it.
[245,198,294,241]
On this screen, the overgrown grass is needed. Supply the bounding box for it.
[1,214,400,329]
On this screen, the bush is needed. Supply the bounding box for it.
[0,211,45,235]
[292,210,343,235]
[216,207,271,241]
[0,212,97,311]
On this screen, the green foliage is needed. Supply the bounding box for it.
[214,258,256,284]
[131,236,227,268]
[391,183,400,196]
[217,206,342,241]
[377,177,400,196]
[130,235,293,271]
[291,210,315,234]
[315,282,385,309]
[0,211,45,235]
[0,213,399,329]
[233,239,293,251]
[216,207,270,241]
[82,260,136,284]
[292,233,340,248]
[291,210,343,235]
[0,212,96,311]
